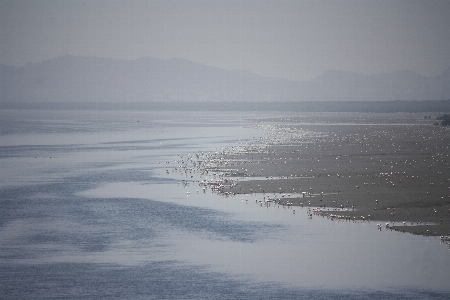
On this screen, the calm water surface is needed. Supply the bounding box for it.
[1,110,449,299]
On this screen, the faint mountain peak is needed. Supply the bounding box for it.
[311,69,367,82]
[1,55,449,102]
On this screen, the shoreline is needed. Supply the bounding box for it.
[193,113,450,237]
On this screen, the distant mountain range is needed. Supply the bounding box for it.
[1,55,449,103]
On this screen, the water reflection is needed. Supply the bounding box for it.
[79,179,450,290]
[1,110,449,299]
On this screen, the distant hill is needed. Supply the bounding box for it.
[1,55,449,103]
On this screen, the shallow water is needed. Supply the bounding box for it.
[1,110,449,299]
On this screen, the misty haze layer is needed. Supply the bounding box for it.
[2,1,450,81]
[1,55,450,103]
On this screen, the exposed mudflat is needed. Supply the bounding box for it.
[197,113,450,237]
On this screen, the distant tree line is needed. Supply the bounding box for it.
[436,114,450,126]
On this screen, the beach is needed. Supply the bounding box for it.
[195,113,450,237]
[2,109,450,298]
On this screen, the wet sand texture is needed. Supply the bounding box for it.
[194,113,450,237]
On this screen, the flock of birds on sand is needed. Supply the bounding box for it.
[167,117,449,246]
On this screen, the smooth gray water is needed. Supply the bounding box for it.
[1,110,449,299]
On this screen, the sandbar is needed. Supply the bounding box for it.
[195,113,450,237]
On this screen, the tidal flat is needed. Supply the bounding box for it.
[2,110,449,298]
[193,113,450,237]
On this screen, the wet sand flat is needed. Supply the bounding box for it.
[199,113,450,237]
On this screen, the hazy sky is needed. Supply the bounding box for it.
[1,0,450,81]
